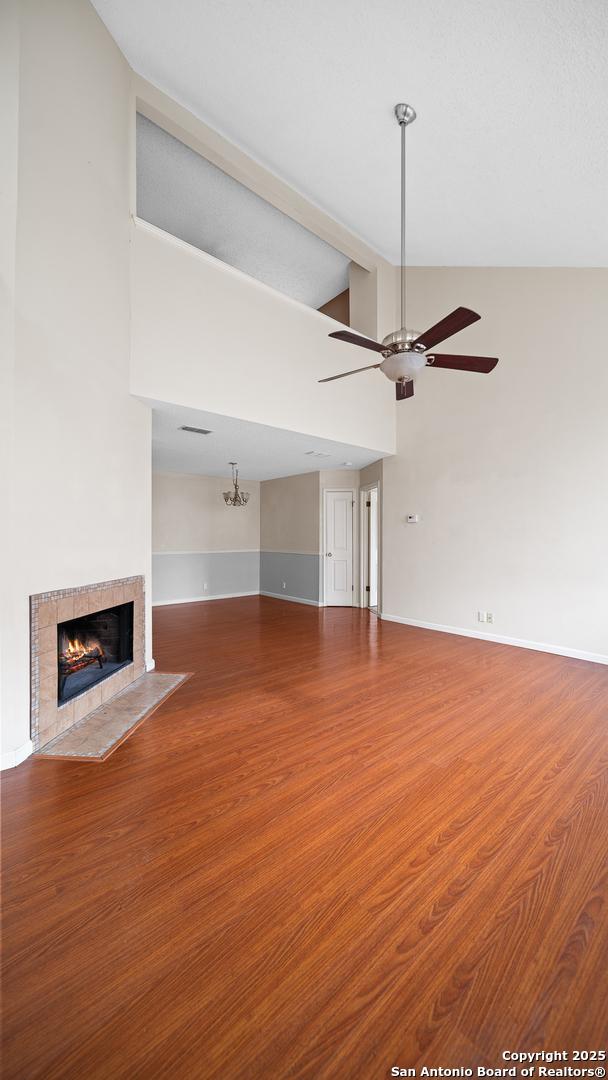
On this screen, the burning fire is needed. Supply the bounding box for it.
[59,634,105,664]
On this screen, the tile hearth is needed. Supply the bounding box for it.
[34,672,189,761]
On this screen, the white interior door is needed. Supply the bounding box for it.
[324,490,353,606]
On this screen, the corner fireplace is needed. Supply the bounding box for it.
[57,601,134,704]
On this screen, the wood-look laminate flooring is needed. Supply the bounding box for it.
[2,597,607,1079]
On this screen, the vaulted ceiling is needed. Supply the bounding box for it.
[93,0,607,266]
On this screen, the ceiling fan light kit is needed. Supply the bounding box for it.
[321,104,499,401]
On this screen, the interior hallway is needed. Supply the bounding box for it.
[2,596,607,1078]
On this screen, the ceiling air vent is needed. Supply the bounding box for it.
[304,450,331,458]
[179,425,212,435]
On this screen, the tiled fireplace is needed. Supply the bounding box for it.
[30,577,145,751]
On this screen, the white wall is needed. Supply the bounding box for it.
[0,0,21,764]
[130,220,396,455]
[382,268,608,662]
[2,0,152,764]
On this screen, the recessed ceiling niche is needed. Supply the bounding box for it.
[136,114,351,311]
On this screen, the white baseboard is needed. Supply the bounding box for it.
[379,613,608,666]
[260,590,321,607]
[154,590,323,608]
[153,590,259,607]
[1,739,33,771]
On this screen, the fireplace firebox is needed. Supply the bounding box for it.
[57,602,134,704]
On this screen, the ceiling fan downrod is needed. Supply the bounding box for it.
[394,103,416,332]
[321,103,498,399]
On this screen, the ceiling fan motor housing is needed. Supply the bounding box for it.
[381,328,423,351]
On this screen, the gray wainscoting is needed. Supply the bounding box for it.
[259,551,320,604]
[153,551,260,605]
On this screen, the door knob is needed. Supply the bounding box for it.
[326,552,333,557]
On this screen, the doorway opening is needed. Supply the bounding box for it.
[360,485,379,613]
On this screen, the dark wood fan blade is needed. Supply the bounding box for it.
[319,363,381,383]
[329,330,386,353]
[426,354,498,373]
[411,307,481,351]
[396,380,414,401]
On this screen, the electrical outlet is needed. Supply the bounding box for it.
[486,612,494,624]
[282,581,286,590]
[203,582,208,592]
[477,611,487,623]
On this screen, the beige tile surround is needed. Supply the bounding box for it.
[30,577,145,752]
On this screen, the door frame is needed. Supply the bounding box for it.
[359,480,380,612]
[322,488,356,607]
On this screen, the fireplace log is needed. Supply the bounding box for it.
[58,647,106,700]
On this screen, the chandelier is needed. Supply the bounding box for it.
[223,462,250,507]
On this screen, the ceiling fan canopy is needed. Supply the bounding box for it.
[321,105,499,402]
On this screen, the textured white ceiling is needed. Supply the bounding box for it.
[149,400,385,480]
[137,115,350,308]
[93,0,608,267]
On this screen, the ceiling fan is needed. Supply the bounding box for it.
[320,104,498,401]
